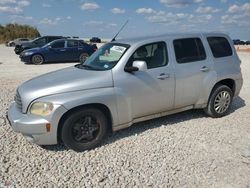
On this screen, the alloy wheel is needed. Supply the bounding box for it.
[32,55,43,65]
[214,90,231,114]
[72,115,100,143]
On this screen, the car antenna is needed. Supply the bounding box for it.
[111,20,129,42]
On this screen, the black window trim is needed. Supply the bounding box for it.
[173,37,207,64]
[126,41,169,70]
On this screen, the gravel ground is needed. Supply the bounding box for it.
[0,45,249,187]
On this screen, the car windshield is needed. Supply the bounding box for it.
[31,37,40,42]
[77,43,130,71]
[43,41,53,48]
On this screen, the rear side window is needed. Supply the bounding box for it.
[174,38,206,64]
[207,37,233,58]
[67,40,79,48]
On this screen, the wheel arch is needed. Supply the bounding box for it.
[207,78,236,103]
[57,103,113,143]
[213,78,235,95]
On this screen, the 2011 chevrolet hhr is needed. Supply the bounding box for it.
[7,33,243,152]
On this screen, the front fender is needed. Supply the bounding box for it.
[36,87,119,127]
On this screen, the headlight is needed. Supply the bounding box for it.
[24,51,33,56]
[30,102,53,116]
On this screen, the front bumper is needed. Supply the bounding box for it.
[7,103,67,145]
[19,54,32,63]
[15,46,23,55]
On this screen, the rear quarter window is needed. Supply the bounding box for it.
[173,38,206,64]
[207,37,233,58]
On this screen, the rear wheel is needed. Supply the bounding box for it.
[204,85,233,118]
[31,54,44,65]
[79,53,89,63]
[61,108,108,152]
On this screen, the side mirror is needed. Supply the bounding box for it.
[124,66,139,72]
[132,60,147,71]
[124,60,147,73]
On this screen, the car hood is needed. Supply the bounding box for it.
[22,47,41,54]
[18,66,113,111]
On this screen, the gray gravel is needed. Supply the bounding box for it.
[0,45,250,187]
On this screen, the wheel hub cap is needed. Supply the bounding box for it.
[214,91,231,114]
[72,116,100,143]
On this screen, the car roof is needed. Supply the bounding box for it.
[51,38,84,42]
[114,32,229,46]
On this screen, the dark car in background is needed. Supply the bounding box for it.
[90,37,101,43]
[233,39,246,45]
[19,39,97,65]
[15,36,64,55]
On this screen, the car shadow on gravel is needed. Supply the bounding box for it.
[42,96,245,152]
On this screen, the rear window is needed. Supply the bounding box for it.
[207,37,233,58]
[173,38,206,64]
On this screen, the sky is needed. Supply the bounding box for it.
[0,0,250,40]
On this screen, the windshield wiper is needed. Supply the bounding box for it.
[81,64,95,69]
[75,64,95,70]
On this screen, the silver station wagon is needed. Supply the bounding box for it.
[8,33,243,152]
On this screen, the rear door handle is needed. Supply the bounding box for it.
[60,49,66,52]
[157,73,169,80]
[200,66,209,72]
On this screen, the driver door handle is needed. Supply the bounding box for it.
[200,66,209,72]
[157,73,169,80]
[60,49,66,52]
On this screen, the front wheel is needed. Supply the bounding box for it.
[204,85,233,118]
[61,108,108,152]
[79,53,89,63]
[31,54,44,65]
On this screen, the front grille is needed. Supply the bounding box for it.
[14,91,22,111]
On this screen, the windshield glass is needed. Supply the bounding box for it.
[43,41,53,48]
[79,43,129,71]
[31,37,40,43]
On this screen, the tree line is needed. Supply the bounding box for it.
[0,23,40,43]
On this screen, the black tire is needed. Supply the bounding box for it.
[79,53,89,63]
[31,54,44,65]
[61,108,108,152]
[204,85,233,118]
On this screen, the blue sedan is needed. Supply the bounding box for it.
[19,39,97,65]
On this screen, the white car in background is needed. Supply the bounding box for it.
[7,38,30,47]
